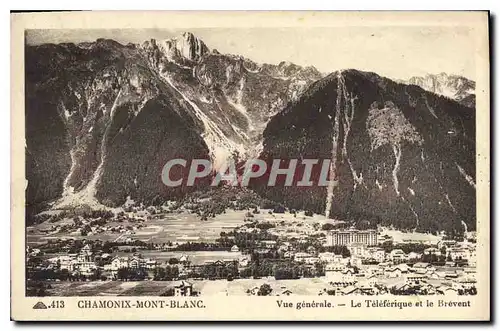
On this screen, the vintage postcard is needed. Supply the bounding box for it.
[11,11,490,321]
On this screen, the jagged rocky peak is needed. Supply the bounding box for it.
[257,60,323,81]
[277,61,300,74]
[141,32,210,69]
[406,72,475,107]
[152,32,209,63]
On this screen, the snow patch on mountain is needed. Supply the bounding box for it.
[162,73,246,169]
[408,203,420,228]
[456,163,476,188]
[406,73,475,107]
[325,71,343,218]
[338,73,363,189]
[226,77,255,132]
[444,193,456,213]
[59,101,72,119]
[392,144,402,196]
[423,96,438,119]
[55,85,152,210]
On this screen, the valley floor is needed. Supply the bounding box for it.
[26,207,476,297]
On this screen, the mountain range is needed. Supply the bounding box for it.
[25,32,476,233]
[401,73,475,108]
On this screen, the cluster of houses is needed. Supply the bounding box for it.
[158,233,477,296]
[44,245,159,277]
[322,261,476,294]
[103,255,158,274]
[312,236,478,296]
[337,239,476,266]
[427,239,477,266]
[226,225,477,296]
[46,244,101,276]
[236,255,477,297]
[36,222,144,238]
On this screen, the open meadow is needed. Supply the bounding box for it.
[27,210,249,245]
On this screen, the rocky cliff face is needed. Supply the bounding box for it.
[141,34,322,165]
[25,33,321,214]
[405,73,475,108]
[253,70,475,233]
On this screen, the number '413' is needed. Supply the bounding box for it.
[49,300,65,308]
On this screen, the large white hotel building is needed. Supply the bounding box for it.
[326,229,378,246]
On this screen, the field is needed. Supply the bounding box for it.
[255,210,334,225]
[27,210,248,245]
[129,211,247,243]
[27,209,337,246]
[40,278,332,296]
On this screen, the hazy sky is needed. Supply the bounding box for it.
[26,27,476,81]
